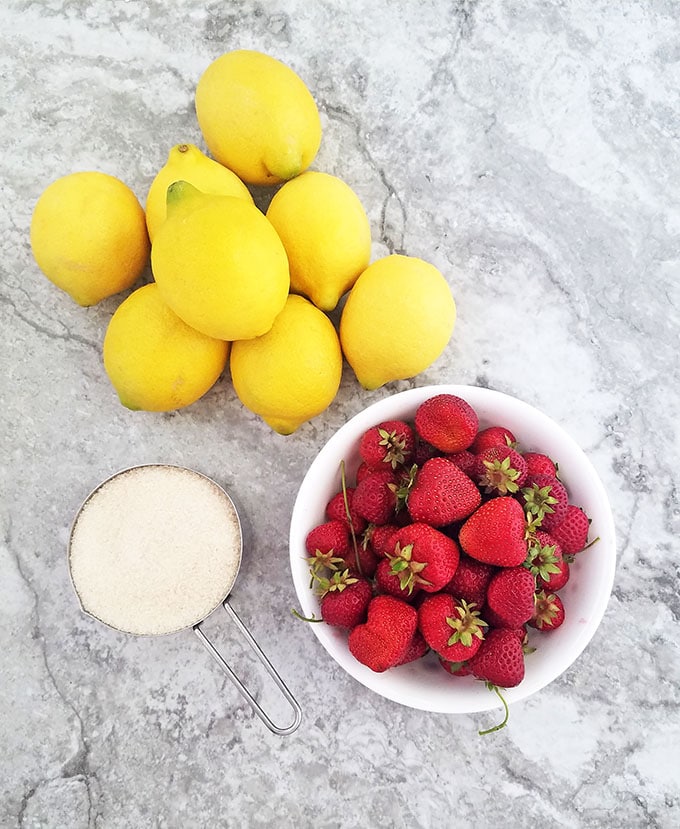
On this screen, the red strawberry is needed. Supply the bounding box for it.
[374,557,421,602]
[439,657,472,676]
[442,554,495,607]
[521,474,568,531]
[326,488,368,535]
[536,553,570,593]
[445,449,477,477]
[305,520,350,572]
[414,394,479,453]
[468,628,525,688]
[388,523,460,593]
[418,594,487,662]
[369,523,400,557]
[530,590,565,631]
[395,630,429,665]
[352,469,399,525]
[359,420,415,470]
[549,504,591,554]
[485,566,536,628]
[470,425,517,454]
[523,451,557,478]
[413,437,441,466]
[348,595,418,672]
[356,462,375,483]
[459,497,528,567]
[317,571,373,628]
[407,457,481,526]
[340,539,380,579]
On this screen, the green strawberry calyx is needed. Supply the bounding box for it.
[376,426,410,469]
[533,590,560,629]
[479,456,521,495]
[446,600,488,647]
[521,483,557,522]
[387,542,432,594]
[522,539,561,581]
[314,569,358,598]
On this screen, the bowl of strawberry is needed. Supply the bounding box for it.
[289,385,615,731]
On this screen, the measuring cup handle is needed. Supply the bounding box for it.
[193,598,302,736]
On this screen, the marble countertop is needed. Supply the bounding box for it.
[2,1,679,826]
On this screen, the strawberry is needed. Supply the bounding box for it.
[468,627,525,688]
[549,504,591,553]
[366,523,400,558]
[413,437,441,466]
[359,420,415,470]
[444,449,477,477]
[530,590,565,631]
[439,657,472,676]
[414,394,479,453]
[418,594,487,662]
[459,497,528,567]
[474,445,528,495]
[326,488,368,535]
[374,557,421,602]
[485,566,536,628]
[523,451,557,478]
[442,554,495,608]
[352,469,399,525]
[395,630,429,665]
[521,474,568,531]
[470,425,516,454]
[348,595,418,672]
[388,523,460,593]
[407,457,481,526]
[356,462,375,483]
[340,540,379,579]
[305,520,350,573]
[316,571,373,628]
[536,552,570,592]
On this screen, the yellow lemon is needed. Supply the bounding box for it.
[103,283,229,411]
[339,254,456,390]
[144,143,253,241]
[151,182,290,341]
[265,171,371,311]
[30,171,149,306]
[195,50,322,186]
[230,294,342,434]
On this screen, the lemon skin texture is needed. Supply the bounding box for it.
[145,143,253,241]
[265,171,371,311]
[230,294,343,434]
[151,194,290,341]
[339,254,456,390]
[195,50,322,186]
[103,283,229,412]
[30,171,149,306]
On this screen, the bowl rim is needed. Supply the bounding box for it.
[289,384,617,714]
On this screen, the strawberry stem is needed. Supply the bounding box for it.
[291,608,324,623]
[478,683,510,735]
[340,460,362,575]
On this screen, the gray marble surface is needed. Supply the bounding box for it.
[2,0,679,827]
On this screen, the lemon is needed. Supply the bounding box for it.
[195,50,322,186]
[230,294,342,434]
[144,143,253,241]
[103,283,228,411]
[30,171,149,306]
[339,254,456,390]
[151,182,290,341]
[265,171,371,312]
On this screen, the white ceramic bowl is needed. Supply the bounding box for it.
[289,385,616,714]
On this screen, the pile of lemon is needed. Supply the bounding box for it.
[30,50,456,434]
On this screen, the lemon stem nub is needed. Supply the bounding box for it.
[165,180,205,218]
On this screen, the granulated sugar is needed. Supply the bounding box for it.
[69,465,242,635]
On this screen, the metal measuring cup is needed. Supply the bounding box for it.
[67,464,302,736]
